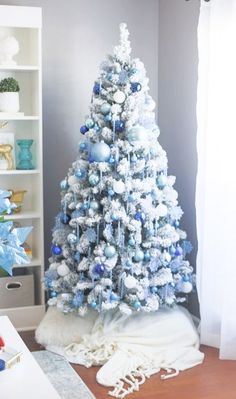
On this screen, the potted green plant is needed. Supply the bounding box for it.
[0,77,20,112]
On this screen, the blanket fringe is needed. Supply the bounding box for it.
[108,369,147,399]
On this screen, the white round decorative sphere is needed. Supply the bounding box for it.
[113,90,126,104]
[113,180,125,194]
[68,175,78,186]
[57,263,70,277]
[181,281,193,294]
[156,203,168,217]
[90,141,111,162]
[124,275,137,289]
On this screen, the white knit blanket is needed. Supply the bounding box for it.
[46,306,204,398]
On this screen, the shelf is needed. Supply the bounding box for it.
[13,258,41,268]
[0,115,39,121]
[4,211,41,220]
[0,169,40,175]
[0,305,45,331]
[0,65,39,71]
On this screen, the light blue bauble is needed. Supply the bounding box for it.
[75,168,87,179]
[104,114,112,122]
[67,233,78,245]
[110,292,119,301]
[126,259,132,268]
[88,173,100,186]
[151,286,158,294]
[108,189,115,196]
[127,125,146,144]
[128,237,135,247]
[90,301,97,309]
[157,174,167,188]
[60,179,68,190]
[133,249,144,262]
[85,118,94,129]
[133,300,141,309]
[90,200,99,211]
[90,141,111,162]
[104,245,116,258]
[101,102,111,115]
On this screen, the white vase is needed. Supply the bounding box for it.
[0,92,19,112]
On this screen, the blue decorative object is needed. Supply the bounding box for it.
[67,233,78,245]
[94,123,101,132]
[104,245,116,258]
[16,139,34,170]
[74,252,81,262]
[126,259,132,268]
[104,114,112,122]
[85,118,94,129]
[0,189,16,215]
[133,249,144,262]
[88,173,100,186]
[114,120,125,133]
[157,174,167,188]
[52,244,62,256]
[128,193,135,202]
[134,211,146,223]
[131,82,142,93]
[80,125,89,135]
[60,213,71,224]
[90,301,97,309]
[133,300,141,309]
[110,292,119,301]
[101,103,111,115]
[0,359,6,371]
[151,286,158,294]
[118,70,128,84]
[82,201,89,210]
[127,125,145,143]
[88,155,95,163]
[79,142,87,151]
[131,154,137,163]
[60,180,68,191]
[72,293,83,307]
[111,213,119,221]
[108,189,115,196]
[90,200,99,211]
[50,291,57,298]
[170,245,176,256]
[175,245,183,256]
[109,156,115,164]
[144,251,151,262]
[94,263,106,275]
[128,237,135,247]
[75,168,87,179]
[106,72,113,81]
[174,220,180,228]
[93,82,101,95]
[90,141,111,162]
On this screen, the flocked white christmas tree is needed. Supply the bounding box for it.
[45,23,194,316]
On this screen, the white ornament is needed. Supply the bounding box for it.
[0,36,19,66]
[113,90,126,104]
[156,203,168,217]
[113,180,125,194]
[181,281,193,294]
[57,263,70,277]
[124,275,136,289]
[68,175,79,186]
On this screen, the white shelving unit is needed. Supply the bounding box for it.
[0,6,45,330]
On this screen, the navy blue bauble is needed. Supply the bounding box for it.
[94,263,106,276]
[134,211,146,223]
[114,120,125,133]
[175,246,183,256]
[60,213,71,224]
[52,244,62,256]
[93,82,101,95]
[79,142,87,151]
[131,82,142,93]
[80,125,89,135]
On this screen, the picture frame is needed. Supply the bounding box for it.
[0,132,15,170]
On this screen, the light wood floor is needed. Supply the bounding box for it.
[20,331,236,399]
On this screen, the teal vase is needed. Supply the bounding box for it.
[16,139,34,170]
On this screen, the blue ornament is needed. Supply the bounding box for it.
[157,174,167,188]
[90,200,99,211]
[128,193,135,202]
[144,251,151,262]
[94,263,106,276]
[50,291,57,298]
[67,233,78,245]
[75,168,87,179]
[94,123,101,132]
[88,155,95,163]
[114,120,125,133]
[104,114,112,122]
[118,70,128,84]
[93,82,101,95]
[111,213,119,221]
[133,249,144,262]
[52,244,62,256]
[174,220,180,228]
[133,300,141,309]
[104,245,116,258]
[72,293,83,307]
[131,154,137,163]
[60,213,71,224]
[129,68,137,76]
[85,118,94,129]
[101,103,111,115]
[81,201,89,210]
[109,156,115,164]
[183,274,190,282]
[151,286,158,294]
[90,141,111,162]
[0,359,5,371]
[89,173,100,186]
[128,237,135,247]
[126,259,132,268]
[131,82,142,93]
[60,179,68,190]
[79,142,87,151]
[170,245,176,256]
[127,125,145,143]
[90,301,97,309]
[74,252,81,262]
[110,292,119,301]
[175,245,183,256]
[80,125,89,135]
[134,211,146,223]
[106,72,113,81]
[108,189,115,196]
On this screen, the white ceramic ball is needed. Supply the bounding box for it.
[156,203,168,217]
[113,90,126,104]
[181,281,193,294]
[57,263,70,277]
[113,180,125,194]
[124,275,137,289]
[68,175,78,186]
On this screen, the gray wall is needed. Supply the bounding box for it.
[158,0,200,314]
[0,0,158,261]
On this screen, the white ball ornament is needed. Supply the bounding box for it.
[181,281,193,294]
[57,263,70,277]
[68,175,79,186]
[90,141,111,162]
[124,275,137,289]
[113,180,125,194]
[156,203,168,217]
[104,245,116,258]
[113,90,126,104]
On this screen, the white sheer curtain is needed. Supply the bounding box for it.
[196,0,236,359]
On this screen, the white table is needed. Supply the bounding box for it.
[0,316,61,399]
